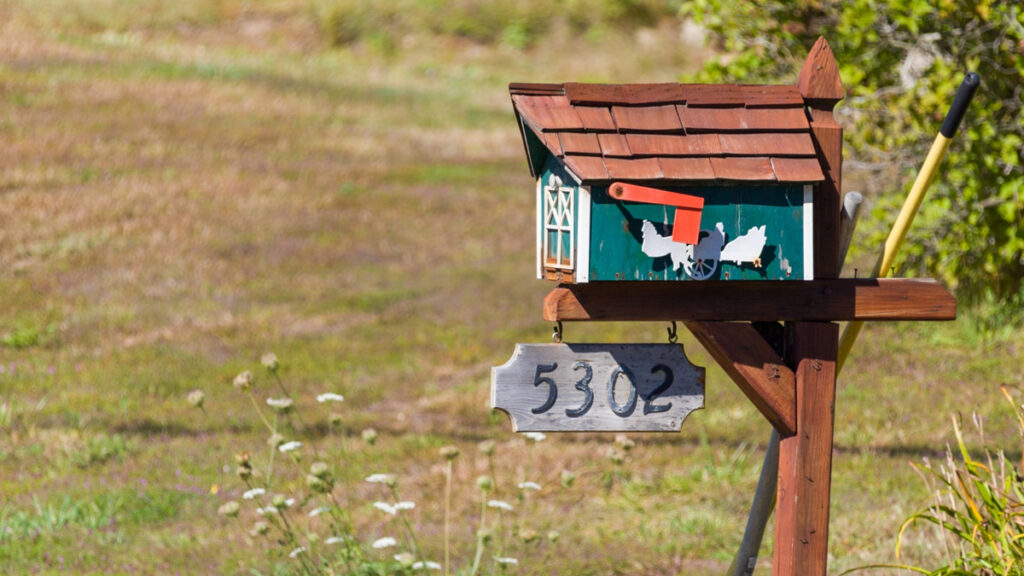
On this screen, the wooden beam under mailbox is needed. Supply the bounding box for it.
[543,278,956,322]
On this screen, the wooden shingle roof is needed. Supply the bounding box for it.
[510,81,827,185]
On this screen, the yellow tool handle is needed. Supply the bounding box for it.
[837,72,979,372]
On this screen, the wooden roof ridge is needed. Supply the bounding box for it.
[509,83,564,96]
[510,82,807,107]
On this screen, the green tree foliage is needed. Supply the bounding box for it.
[682,1,1023,313]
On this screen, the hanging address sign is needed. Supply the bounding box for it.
[491,343,704,432]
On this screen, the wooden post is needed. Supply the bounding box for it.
[799,37,845,280]
[773,322,838,576]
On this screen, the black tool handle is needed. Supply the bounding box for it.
[940,72,980,138]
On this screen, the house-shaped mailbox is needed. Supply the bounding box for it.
[511,41,844,284]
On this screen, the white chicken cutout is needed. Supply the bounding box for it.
[640,220,768,280]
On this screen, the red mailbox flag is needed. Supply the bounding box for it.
[609,182,704,245]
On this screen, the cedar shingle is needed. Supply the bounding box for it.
[563,155,609,181]
[611,105,683,132]
[575,106,617,131]
[566,83,685,105]
[539,131,563,157]
[658,157,716,180]
[678,107,746,131]
[511,94,584,131]
[710,157,777,181]
[740,85,804,107]
[597,133,631,157]
[743,107,810,130]
[681,84,745,106]
[683,107,810,132]
[626,133,722,156]
[559,132,602,155]
[718,133,817,156]
[604,157,664,180]
[771,157,825,182]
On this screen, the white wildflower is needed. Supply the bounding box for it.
[413,561,443,570]
[270,495,294,509]
[309,506,331,517]
[256,506,276,515]
[494,557,519,565]
[523,432,546,442]
[317,392,345,403]
[487,500,514,511]
[366,473,394,484]
[278,441,302,453]
[217,501,240,517]
[517,481,542,491]
[261,352,280,372]
[186,389,205,409]
[325,536,345,544]
[266,397,294,413]
[372,537,397,549]
[233,370,254,391]
[373,501,397,516]
[289,547,305,558]
[243,488,266,500]
[394,501,415,511]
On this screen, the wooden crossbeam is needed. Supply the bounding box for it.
[543,278,955,322]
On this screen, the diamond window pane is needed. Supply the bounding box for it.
[541,176,575,271]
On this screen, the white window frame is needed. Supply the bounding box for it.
[542,174,575,271]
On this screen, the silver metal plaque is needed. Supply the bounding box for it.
[491,343,705,432]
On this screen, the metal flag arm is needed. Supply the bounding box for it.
[609,182,705,245]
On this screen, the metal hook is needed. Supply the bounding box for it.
[667,321,678,344]
[552,321,563,343]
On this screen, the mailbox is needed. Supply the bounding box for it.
[511,67,841,283]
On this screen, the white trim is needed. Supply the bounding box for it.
[803,185,814,280]
[576,186,591,283]
[535,178,544,279]
[541,175,576,271]
[563,166,583,185]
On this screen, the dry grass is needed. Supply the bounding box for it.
[1,2,1022,575]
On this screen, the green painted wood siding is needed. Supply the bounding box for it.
[587,185,807,282]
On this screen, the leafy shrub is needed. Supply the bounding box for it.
[865,387,1024,575]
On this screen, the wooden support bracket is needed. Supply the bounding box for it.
[543,278,956,322]
[685,321,796,436]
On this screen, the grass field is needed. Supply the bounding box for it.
[2,2,1022,574]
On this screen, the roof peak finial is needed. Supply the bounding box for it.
[798,36,844,105]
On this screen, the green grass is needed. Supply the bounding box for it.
[1,1,1022,574]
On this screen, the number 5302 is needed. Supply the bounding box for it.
[530,361,674,418]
